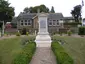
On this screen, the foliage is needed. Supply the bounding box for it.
[64,22,82,25]
[78,26,85,35]
[13,41,36,64]
[67,30,72,36]
[20,37,29,46]
[23,7,30,13]
[0,36,36,64]
[23,4,49,13]
[50,6,55,13]
[51,42,74,64]
[16,32,21,36]
[0,0,15,36]
[0,0,15,22]
[52,35,85,64]
[0,37,22,64]
[71,5,82,22]
[26,32,29,36]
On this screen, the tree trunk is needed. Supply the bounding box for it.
[1,21,4,37]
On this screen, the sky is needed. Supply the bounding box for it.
[7,0,85,18]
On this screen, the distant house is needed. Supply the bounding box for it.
[16,13,64,34]
[11,12,80,34]
[17,13,37,33]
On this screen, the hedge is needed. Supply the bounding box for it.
[51,42,74,64]
[64,22,81,25]
[78,26,85,35]
[13,41,36,64]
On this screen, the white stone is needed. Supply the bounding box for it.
[35,13,52,47]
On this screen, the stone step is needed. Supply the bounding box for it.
[36,42,51,47]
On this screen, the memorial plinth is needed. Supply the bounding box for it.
[35,13,52,47]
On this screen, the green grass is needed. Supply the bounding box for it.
[52,35,85,64]
[13,41,36,64]
[0,37,22,64]
[0,35,36,64]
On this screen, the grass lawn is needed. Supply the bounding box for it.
[52,35,85,64]
[0,35,35,64]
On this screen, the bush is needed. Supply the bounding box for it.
[64,22,81,26]
[51,42,74,64]
[78,27,85,35]
[16,32,21,36]
[67,30,72,36]
[13,41,36,64]
[26,32,29,36]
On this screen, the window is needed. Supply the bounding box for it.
[57,20,59,25]
[25,20,27,22]
[49,20,52,26]
[25,23,27,25]
[20,20,31,26]
[20,20,23,26]
[25,20,27,26]
[53,20,56,26]
[28,20,31,25]
[21,23,23,25]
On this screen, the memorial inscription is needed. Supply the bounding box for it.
[40,20,46,28]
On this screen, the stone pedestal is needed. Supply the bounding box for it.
[35,13,52,47]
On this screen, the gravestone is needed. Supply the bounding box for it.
[35,13,52,47]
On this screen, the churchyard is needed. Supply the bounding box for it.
[0,35,36,64]
[0,13,85,64]
[0,34,84,64]
[52,35,85,64]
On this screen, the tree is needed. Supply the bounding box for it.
[50,6,55,13]
[0,0,15,36]
[23,7,30,13]
[0,0,15,22]
[71,5,82,22]
[23,4,50,13]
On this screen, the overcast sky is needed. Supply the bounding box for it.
[8,0,85,18]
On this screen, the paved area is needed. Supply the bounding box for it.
[0,35,16,40]
[30,47,57,64]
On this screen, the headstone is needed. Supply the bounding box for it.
[35,13,52,47]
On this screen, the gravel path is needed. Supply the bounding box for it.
[30,47,57,64]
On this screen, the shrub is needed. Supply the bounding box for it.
[67,30,72,36]
[16,32,21,36]
[51,42,74,64]
[64,22,81,26]
[78,27,85,35]
[21,37,29,46]
[13,41,36,64]
[26,32,29,36]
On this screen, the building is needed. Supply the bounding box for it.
[16,12,64,34]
